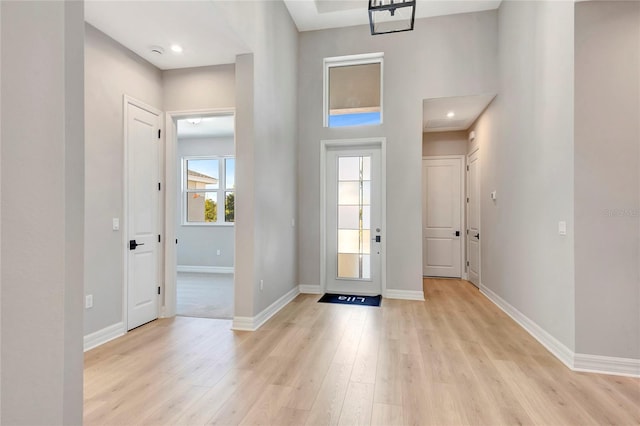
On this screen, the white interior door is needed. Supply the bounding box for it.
[422,157,463,278]
[126,101,160,330]
[467,150,480,287]
[325,146,382,295]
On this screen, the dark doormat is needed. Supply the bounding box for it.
[318,293,382,307]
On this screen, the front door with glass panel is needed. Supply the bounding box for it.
[326,147,382,295]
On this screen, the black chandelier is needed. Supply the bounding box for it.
[368,0,416,35]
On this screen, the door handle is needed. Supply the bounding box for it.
[371,235,381,242]
[474,233,480,240]
[129,240,145,250]
[454,231,460,237]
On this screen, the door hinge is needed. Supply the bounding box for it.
[466,165,469,171]
[175,239,178,244]
[467,197,469,203]
[157,286,161,295]
[158,182,161,191]
[158,234,161,243]
[467,261,470,266]
[158,129,161,139]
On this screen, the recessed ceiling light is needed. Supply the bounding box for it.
[447,111,455,118]
[170,44,183,54]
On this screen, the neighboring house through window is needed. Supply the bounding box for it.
[183,157,235,224]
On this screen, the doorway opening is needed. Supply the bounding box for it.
[169,112,235,319]
[421,94,494,284]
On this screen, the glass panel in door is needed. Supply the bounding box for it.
[336,156,371,280]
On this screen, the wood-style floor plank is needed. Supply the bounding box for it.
[84,279,640,425]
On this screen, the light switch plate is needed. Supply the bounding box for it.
[112,218,120,231]
[558,221,567,236]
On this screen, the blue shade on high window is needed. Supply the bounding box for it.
[329,112,381,127]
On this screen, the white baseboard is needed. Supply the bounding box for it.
[574,353,640,378]
[232,286,300,331]
[84,322,125,352]
[480,283,574,369]
[480,283,640,378]
[177,265,234,274]
[384,289,425,301]
[299,284,322,294]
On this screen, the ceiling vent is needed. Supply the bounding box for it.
[150,45,165,55]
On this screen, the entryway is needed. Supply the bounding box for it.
[421,94,494,284]
[322,139,386,296]
[168,111,236,319]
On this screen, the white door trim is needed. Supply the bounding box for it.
[466,148,481,287]
[422,155,466,279]
[320,138,387,296]
[122,95,163,329]
[164,108,236,318]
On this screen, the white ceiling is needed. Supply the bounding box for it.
[284,0,502,32]
[85,1,250,70]
[177,115,235,139]
[85,1,502,71]
[423,93,495,132]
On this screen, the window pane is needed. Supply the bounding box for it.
[338,229,361,254]
[339,182,360,205]
[362,255,371,279]
[225,191,234,223]
[225,158,235,189]
[362,230,371,255]
[187,192,217,222]
[362,156,371,181]
[363,181,371,205]
[338,206,360,229]
[339,157,360,181]
[338,254,360,279]
[328,62,381,128]
[362,206,370,229]
[187,159,219,190]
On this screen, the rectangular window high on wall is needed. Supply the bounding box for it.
[183,156,234,225]
[324,53,384,128]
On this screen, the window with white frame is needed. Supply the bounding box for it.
[324,53,384,128]
[183,156,235,224]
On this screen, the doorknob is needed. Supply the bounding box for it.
[129,240,145,250]
[454,231,460,237]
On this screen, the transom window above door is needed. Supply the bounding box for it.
[182,156,234,225]
[324,53,384,128]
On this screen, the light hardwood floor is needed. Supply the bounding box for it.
[84,279,640,425]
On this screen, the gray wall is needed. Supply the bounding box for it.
[215,1,299,317]
[86,26,238,334]
[177,137,235,268]
[423,131,469,156]
[1,1,84,423]
[574,1,640,359]
[84,24,163,335]
[297,11,499,291]
[163,64,235,111]
[470,0,576,350]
